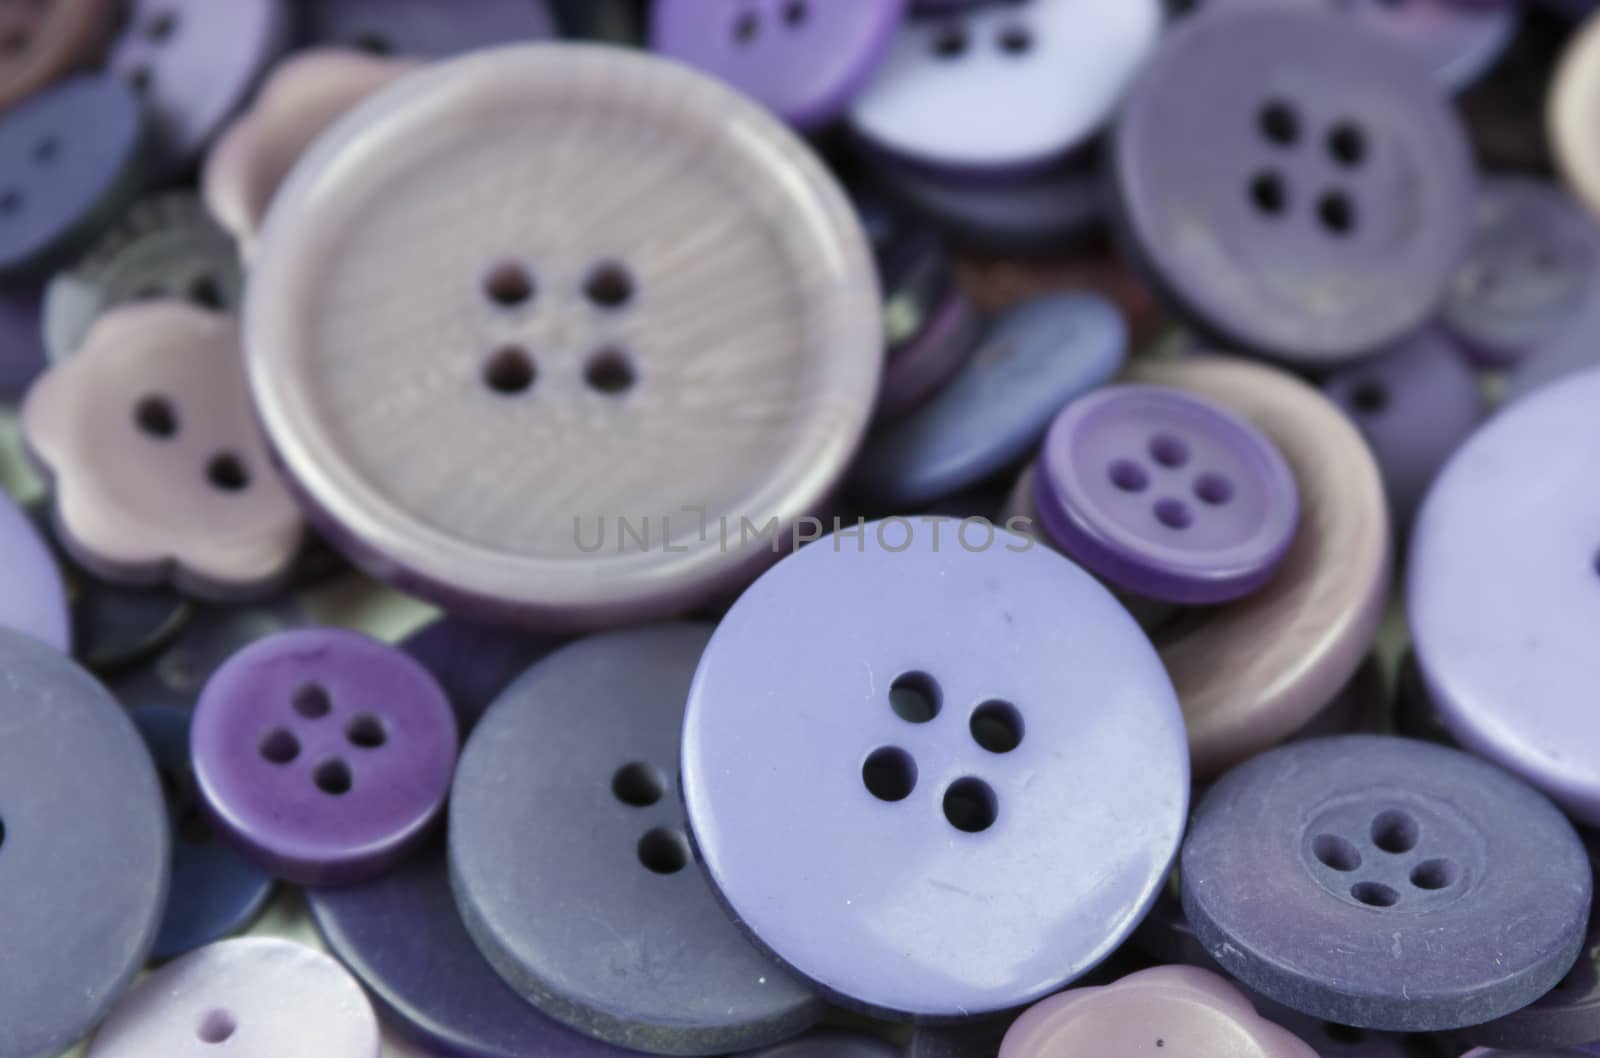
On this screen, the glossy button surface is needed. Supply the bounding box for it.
[1410,367,1600,826]
[1126,356,1390,777]
[451,624,819,1056]
[1034,383,1299,605]
[683,522,1188,1019]
[1113,8,1473,363]
[22,302,306,598]
[652,0,905,129]
[245,45,880,630]
[192,628,458,884]
[1183,735,1590,1030]
[87,937,380,1058]
[0,629,168,1058]
[849,0,1161,172]
[999,966,1318,1058]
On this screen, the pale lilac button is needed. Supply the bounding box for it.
[21,302,306,600]
[848,0,1162,172]
[245,46,880,630]
[1034,384,1300,605]
[201,49,421,257]
[999,966,1319,1058]
[1126,356,1391,778]
[192,628,458,884]
[87,938,380,1058]
[651,0,906,129]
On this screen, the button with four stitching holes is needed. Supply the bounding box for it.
[1113,7,1474,364]
[1182,734,1590,1031]
[244,45,881,631]
[192,627,458,885]
[1033,383,1299,606]
[682,520,1189,1020]
[0,628,169,1058]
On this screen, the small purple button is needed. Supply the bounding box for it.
[651,0,906,129]
[192,627,458,885]
[1033,384,1300,605]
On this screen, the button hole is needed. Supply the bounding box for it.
[889,671,941,723]
[862,746,917,802]
[612,762,666,807]
[344,713,387,749]
[637,827,690,874]
[292,683,332,719]
[943,777,997,833]
[313,758,353,797]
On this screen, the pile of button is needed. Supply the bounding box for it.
[4,0,1600,1056]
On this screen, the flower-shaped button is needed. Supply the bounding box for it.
[652,0,905,129]
[683,520,1188,1020]
[201,49,421,256]
[192,628,458,885]
[848,0,1161,172]
[1183,735,1590,1031]
[1034,384,1300,605]
[999,966,1318,1058]
[22,301,306,600]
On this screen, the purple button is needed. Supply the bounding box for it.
[1321,327,1487,535]
[1033,383,1299,605]
[1345,0,1517,91]
[398,616,558,733]
[0,629,169,1058]
[106,0,291,170]
[300,0,557,56]
[192,627,458,884]
[998,966,1319,1058]
[86,937,381,1057]
[1409,367,1600,826]
[683,520,1188,1019]
[1182,735,1590,1030]
[848,0,1161,173]
[1443,176,1600,369]
[1113,8,1474,364]
[0,287,48,397]
[881,288,982,418]
[0,484,70,653]
[651,0,905,129]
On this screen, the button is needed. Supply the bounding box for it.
[1321,328,1487,535]
[43,191,243,361]
[1248,991,1419,1058]
[1442,177,1600,369]
[1033,383,1300,605]
[1552,14,1600,226]
[300,0,557,56]
[1409,367,1600,826]
[651,0,905,129]
[202,48,420,257]
[0,75,151,281]
[1458,9,1563,174]
[0,484,69,652]
[0,0,114,111]
[848,0,1161,173]
[1126,356,1390,778]
[21,302,307,599]
[863,195,951,354]
[0,628,168,1058]
[106,0,291,171]
[738,1031,902,1058]
[450,623,820,1055]
[1113,8,1474,364]
[107,596,306,710]
[192,627,458,884]
[86,937,381,1057]
[308,839,646,1058]
[131,705,274,960]
[881,288,982,418]
[907,1021,1012,1058]
[1501,298,1600,407]
[245,46,880,630]
[1182,735,1590,1030]
[998,965,1318,1058]
[1344,0,1516,91]
[398,616,558,732]
[0,287,48,398]
[851,293,1125,506]
[682,521,1188,1019]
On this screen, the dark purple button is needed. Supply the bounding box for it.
[683,521,1188,1019]
[651,0,905,129]
[1182,735,1590,1030]
[0,628,168,1058]
[450,623,820,1056]
[192,628,458,885]
[0,75,151,281]
[300,0,557,56]
[398,616,558,733]
[107,596,306,710]
[1321,327,1487,534]
[0,485,70,653]
[1409,367,1600,826]
[308,839,645,1058]
[881,289,982,418]
[0,287,48,397]
[1113,8,1474,364]
[1033,383,1300,605]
